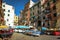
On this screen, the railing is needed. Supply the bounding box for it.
[41,0,48,5]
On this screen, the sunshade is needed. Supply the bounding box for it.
[41,27,47,31]
[15,26,30,29]
[0,25,8,29]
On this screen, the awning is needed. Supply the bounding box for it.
[0,25,8,29]
[14,26,30,29]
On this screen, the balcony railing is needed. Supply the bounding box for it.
[50,3,55,9]
[53,0,56,3]
[41,0,48,5]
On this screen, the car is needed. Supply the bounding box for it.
[24,29,41,37]
[0,25,14,38]
[45,28,60,35]
[19,29,25,33]
[32,31,41,37]
[29,26,33,28]
[14,29,25,33]
[24,30,33,35]
[53,31,60,36]
[14,29,19,32]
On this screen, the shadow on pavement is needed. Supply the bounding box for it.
[57,37,60,39]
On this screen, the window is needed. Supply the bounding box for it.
[53,6,56,10]
[42,5,44,8]
[3,5,5,7]
[38,4,39,8]
[53,13,57,17]
[8,14,10,16]
[25,13,27,16]
[3,9,5,11]
[7,19,9,21]
[43,16,45,19]
[45,8,50,13]
[48,22,50,26]
[30,18,31,20]
[33,7,34,10]
[38,16,41,19]
[30,8,32,11]
[45,10,50,13]
[47,2,50,6]
[45,4,47,7]
[8,10,10,12]
[9,24,10,25]
[38,16,39,19]
[30,13,32,16]
[53,0,56,3]
[47,15,52,20]
[38,21,41,26]
[33,12,34,15]
[33,17,34,19]
[38,10,39,14]
[16,17,17,19]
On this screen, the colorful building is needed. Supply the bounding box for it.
[56,0,60,28]
[30,0,57,28]
[19,0,57,29]
[40,0,57,28]
[30,1,41,28]
[23,0,35,25]
[18,10,24,25]
[14,14,18,26]
[0,0,4,25]
[2,3,14,28]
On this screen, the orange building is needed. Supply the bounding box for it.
[40,0,57,28]
[0,0,4,25]
[23,0,35,25]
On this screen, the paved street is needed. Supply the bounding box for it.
[0,33,60,40]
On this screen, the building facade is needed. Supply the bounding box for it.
[30,0,57,28]
[20,0,35,25]
[40,0,57,28]
[18,10,24,25]
[14,14,18,26]
[56,0,60,28]
[0,0,4,25]
[30,1,41,28]
[2,3,14,28]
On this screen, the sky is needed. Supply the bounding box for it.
[3,0,38,16]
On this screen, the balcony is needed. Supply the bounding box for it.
[53,6,56,10]
[45,18,49,21]
[53,0,56,3]
[42,8,50,14]
[50,3,55,9]
[38,16,41,20]
[45,10,50,14]
[41,0,48,5]
[53,13,57,17]
[41,8,45,12]
[47,14,52,20]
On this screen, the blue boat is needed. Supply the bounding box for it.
[14,25,30,29]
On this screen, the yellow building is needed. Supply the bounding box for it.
[56,0,60,28]
[14,14,18,26]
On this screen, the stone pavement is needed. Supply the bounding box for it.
[0,33,60,40]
